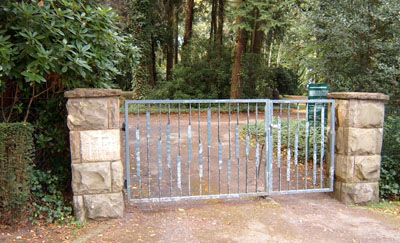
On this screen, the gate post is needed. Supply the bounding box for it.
[327,92,389,204]
[65,88,124,221]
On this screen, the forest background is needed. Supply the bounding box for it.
[0,0,399,224]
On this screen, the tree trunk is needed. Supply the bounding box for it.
[217,0,224,52]
[174,9,179,64]
[230,0,247,99]
[210,0,217,42]
[183,0,194,47]
[149,35,157,87]
[268,39,273,68]
[251,9,264,54]
[166,1,174,81]
[276,42,283,67]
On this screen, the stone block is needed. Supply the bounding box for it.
[108,97,119,128]
[80,129,121,162]
[67,98,108,130]
[70,131,81,163]
[72,162,111,194]
[354,155,381,182]
[332,181,342,201]
[83,192,124,220]
[73,196,85,222]
[335,155,354,182]
[65,88,122,98]
[347,128,383,155]
[335,100,350,127]
[111,161,124,192]
[349,100,385,128]
[108,97,120,129]
[335,127,348,154]
[338,182,379,204]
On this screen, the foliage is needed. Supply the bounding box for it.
[296,0,400,95]
[380,106,400,200]
[0,0,138,93]
[241,116,325,159]
[29,169,73,224]
[0,0,139,221]
[154,40,233,99]
[241,54,299,98]
[0,123,34,225]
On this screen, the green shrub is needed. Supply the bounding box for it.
[154,39,232,99]
[0,122,34,225]
[241,117,325,160]
[29,169,73,224]
[380,106,400,200]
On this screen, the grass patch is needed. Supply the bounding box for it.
[365,201,400,216]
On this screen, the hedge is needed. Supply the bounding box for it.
[0,122,34,225]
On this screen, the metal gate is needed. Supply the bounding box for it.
[124,99,335,203]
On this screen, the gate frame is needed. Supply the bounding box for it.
[124,99,335,203]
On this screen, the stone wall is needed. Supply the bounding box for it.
[327,92,389,204]
[65,88,124,221]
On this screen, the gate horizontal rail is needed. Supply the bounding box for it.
[125,99,335,203]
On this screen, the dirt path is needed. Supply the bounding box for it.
[2,193,399,242]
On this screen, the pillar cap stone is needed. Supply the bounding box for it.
[327,92,389,101]
[65,88,122,98]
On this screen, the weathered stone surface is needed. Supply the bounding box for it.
[354,155,381,182]
[70,131,81,163]
[332,181,342,201]
[334,127,347,154]
[72,162,111,194]
[65,88,122,98]
[80,129,121,162]
[108,97,119,129]
[83,192,124,220]
[335,155,354,182]
[349,100,385,128]
[67,98,108,130]
[347,128,383,155]
[339,182,379,204]
[334,100,350,128]
[327,92,389,101]
[73,196,85,222]
[111,161,124,192]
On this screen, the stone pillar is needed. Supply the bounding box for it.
[327,92,389,204]
[65,88,124,221]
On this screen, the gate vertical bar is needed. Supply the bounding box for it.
[177,104,182,196]
[167,104,172,197]
[305,103,309,189]
[218,103,222,193]
[255,103,259,192]
[125,101,131,200]
[188,103,192,196]
[287,103,291,190]
[146,105,151,198]
[158,104,162,198]
[278,104,282,191]
[198,103,203,195]
[268,101,274,193]
[228,103,231,194]
[320,106,325,188]
[264,102,268,193]
[136,105,141,198]
[330,102,336,191]
[207,104,211,194]
[236,103,240,193]
[313,104,317,187]
[246,103,250,193]
[295,104,300,190]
